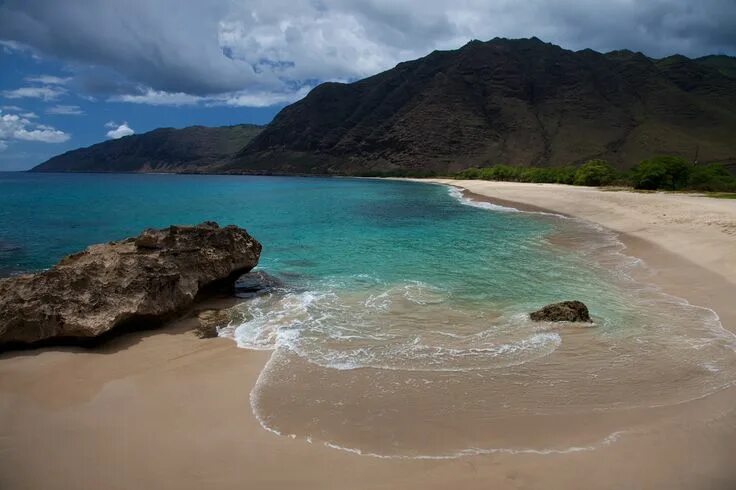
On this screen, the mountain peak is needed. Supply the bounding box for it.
[231,38,736,174]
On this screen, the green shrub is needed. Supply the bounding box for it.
[479,165,519,181]
[455,164,578,185]
[631,156,691,190]
[455,157,735,192]
[573,159,616,186]
[687,164,736,192]
[358,168,439,178]
[455,167,481,180]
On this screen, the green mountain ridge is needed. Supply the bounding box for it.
[32,125,263,173]
[231,38,736,175]
[33,38,736,175]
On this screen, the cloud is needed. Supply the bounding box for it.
[46,104,84,115]
[0,110,70,146]
[0,140,7,151]
[0,0,734,108]
[2,85,66,101]
[107,85,314,107]
[25,75,70,85]
[110,89,202,106]
[21,112,38,118]
[105,121,134,139]
[219,85,315,107]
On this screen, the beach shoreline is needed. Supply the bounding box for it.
[2,179,736,489]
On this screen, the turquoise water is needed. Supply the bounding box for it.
[1,172,734,456]
[0,172,606,312]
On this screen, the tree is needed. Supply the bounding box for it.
[573,159,616,186]
[631,156,691,190]
[687,163,736,192]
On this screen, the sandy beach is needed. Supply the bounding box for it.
[2,181,736,490]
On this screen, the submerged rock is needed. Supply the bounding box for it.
[234,269,283,298]
[529,301,591,323]
[0,222,261,346]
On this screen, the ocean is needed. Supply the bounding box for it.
[1,172,734,457]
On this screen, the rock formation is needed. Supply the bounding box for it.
[529,301,591,322]
[234,270,283,298]
[195,309,232,339]
[0,222,261,346]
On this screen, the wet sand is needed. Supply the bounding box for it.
[2,181,736,489]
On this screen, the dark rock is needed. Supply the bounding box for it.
[0,222,261,346]
[234,270,283,298]
[195,309,231,339]
[530,301,591,322]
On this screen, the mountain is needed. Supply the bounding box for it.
[229,38,736,175]
[34,38,736,175]
[695,55,736,79]
[32,125,262,173]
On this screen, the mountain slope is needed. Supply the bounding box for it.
[32,125,262,173]
[230,38,736,175]
[695,55,736,78]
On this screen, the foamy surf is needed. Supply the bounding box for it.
[217,179,736,459]
[223,282,565,372]
[447,186,520,213]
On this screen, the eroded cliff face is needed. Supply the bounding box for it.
[0,222,261,346]
[231,38,736,174]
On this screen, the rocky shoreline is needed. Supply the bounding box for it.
[0,222,261,347]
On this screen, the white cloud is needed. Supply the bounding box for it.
[2,85,66,101]
[110,89,202,106]
[1,105,24,111]
[219,85,315,108]
[0,110,70,146]
[108,85,314,107]
[46,104,84,115]
[105,121,135,139]
[21,112,38,118]
[25,75,71,85]
[0,39,34,55]
[0,140,8,151]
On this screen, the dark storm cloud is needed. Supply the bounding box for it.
[0,0,263,95]
[1,0,734,105]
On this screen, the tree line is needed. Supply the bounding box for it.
[454,157,736,193]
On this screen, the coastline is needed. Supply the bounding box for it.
[2,179,736,489]
[427,180,736,333]
[420,179,736,295]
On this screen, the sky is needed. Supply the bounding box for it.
[1,0,734,170]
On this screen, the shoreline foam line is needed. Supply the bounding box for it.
[232,178,736,459]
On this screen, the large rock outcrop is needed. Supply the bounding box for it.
[529,301,591,322]
[0,222,261,346]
